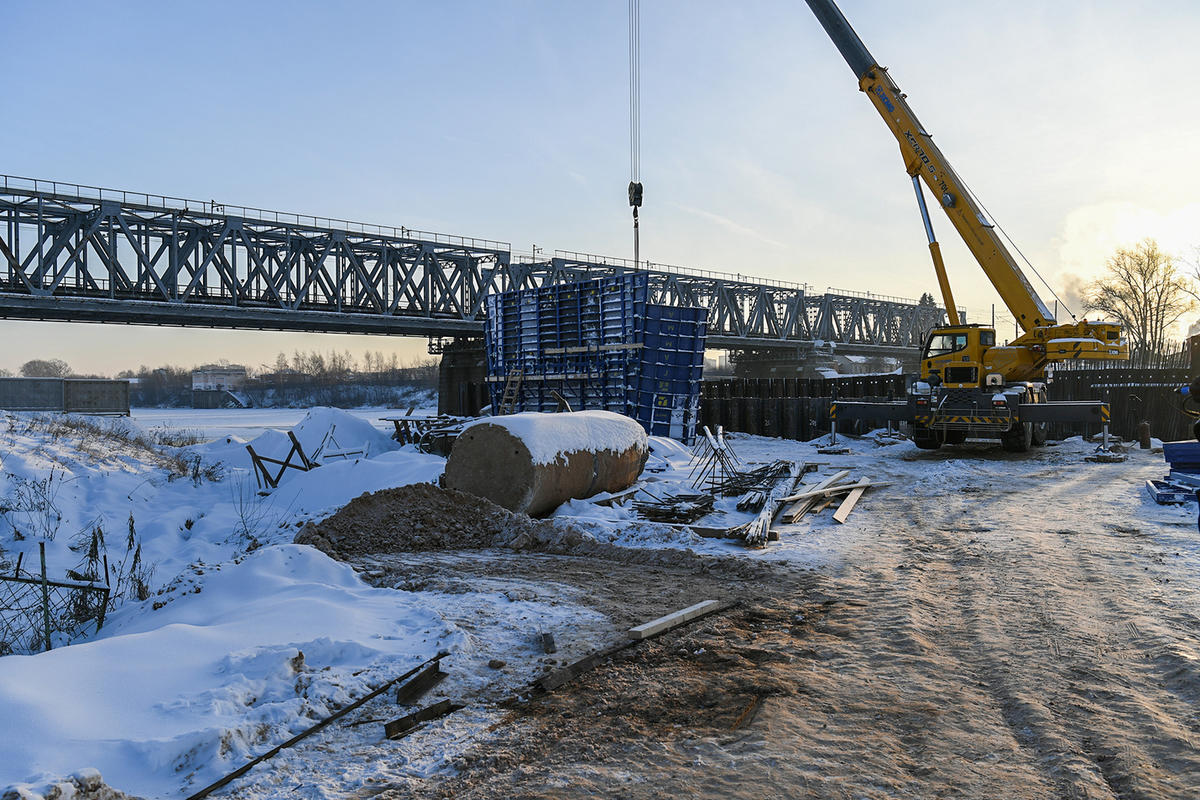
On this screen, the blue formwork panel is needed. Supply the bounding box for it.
[482,274,705,441]
[1163,441,1200,473]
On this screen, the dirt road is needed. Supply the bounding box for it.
[410,445,1200,799]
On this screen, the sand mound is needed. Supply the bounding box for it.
[294,482,582,557]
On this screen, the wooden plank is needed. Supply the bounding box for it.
[535,642,633,692]
[534,601,738,694]
[813,495,838,514]
[832,486,867,523]
[384,699,464,740]
[778,471,851,523]
[394,662,448,705]
[628,600,722,640]
[589,481,646,507]
[780,477,889,503]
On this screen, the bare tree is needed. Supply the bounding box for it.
[1083,238,1194,364]
[20,358,72,378]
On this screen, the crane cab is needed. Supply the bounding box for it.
[921,324,996,389]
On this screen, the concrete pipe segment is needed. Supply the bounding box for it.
[444,410,649,516]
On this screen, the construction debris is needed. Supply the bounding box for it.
[184,652,448,800]
[734,461,803,547]
[532,600,738,693]
[633,492,715,524]
[383,698,465,740]
[627,599,723,640]
[394,661,448,706]
[708,459,796,496]
[775,468,889,525]
[689,426,742,489]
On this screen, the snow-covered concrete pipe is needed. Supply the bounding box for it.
[444,410,648,516]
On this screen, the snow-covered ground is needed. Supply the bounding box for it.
[0,407,1196,799]
[131,399,437,441]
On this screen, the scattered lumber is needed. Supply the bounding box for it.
[779,478,888,503]
[535,642,631,692]
[590,481,646,507]
[778,470,851,524]
[384,698,465,740]
[736,490,766,512]
[533,600,738,694]
[832,485,867,523]
[628,600,723,640]
[394,661,447,705]
[633,492,715,524]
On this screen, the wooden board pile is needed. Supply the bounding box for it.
[777,469,888,525]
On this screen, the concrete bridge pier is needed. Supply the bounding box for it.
[437,338,488,416]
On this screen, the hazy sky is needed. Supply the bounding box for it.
[2,0,1198,374]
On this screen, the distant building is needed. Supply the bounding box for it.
[191,365,249,408]
[192,365,247,392]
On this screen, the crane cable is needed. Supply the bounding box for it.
[629,0,639,185]
[957,176,1077,322]
[628,0,643,267]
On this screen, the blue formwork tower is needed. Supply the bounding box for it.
[483,274,706,442]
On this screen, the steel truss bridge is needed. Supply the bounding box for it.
[0,175,953,355]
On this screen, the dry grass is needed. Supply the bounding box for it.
[3,412,222,483]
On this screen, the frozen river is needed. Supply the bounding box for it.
[131,404,437,440]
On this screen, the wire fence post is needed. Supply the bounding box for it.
[39,542,52,653]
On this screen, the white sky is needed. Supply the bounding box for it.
[2,0,1198,373]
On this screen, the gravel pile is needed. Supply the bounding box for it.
[294,482,584,558]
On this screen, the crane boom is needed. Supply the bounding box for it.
[804,0,1055,331]
[806,0,1127,453]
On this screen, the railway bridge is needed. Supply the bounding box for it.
[0,174,954,367]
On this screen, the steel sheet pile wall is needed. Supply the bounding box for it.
[700,375,908,440]
[484,274,706,441]
[0,378,130,415]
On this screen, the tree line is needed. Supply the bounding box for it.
[0,350,438,407]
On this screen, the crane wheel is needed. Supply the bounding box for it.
[1001,421,1033,452]
[913,426,942,450]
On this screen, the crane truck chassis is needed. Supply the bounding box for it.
[830,380,1111,452]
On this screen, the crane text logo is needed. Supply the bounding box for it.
[903,131,952,201]
[871,86,895,112]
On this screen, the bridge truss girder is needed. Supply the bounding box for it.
[0,177,948,350]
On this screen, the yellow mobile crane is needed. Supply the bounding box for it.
[806,0,1128,451]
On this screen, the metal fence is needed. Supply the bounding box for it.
[1046,368,1194,442]
[0,543,109,655]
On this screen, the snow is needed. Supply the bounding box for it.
[0,546,458,797]
[462,410,648,465]
[3,404,1199,798]
[131,404,433,442]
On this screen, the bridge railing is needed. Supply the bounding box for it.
[552,249,811,291]
[0,173,511,253]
